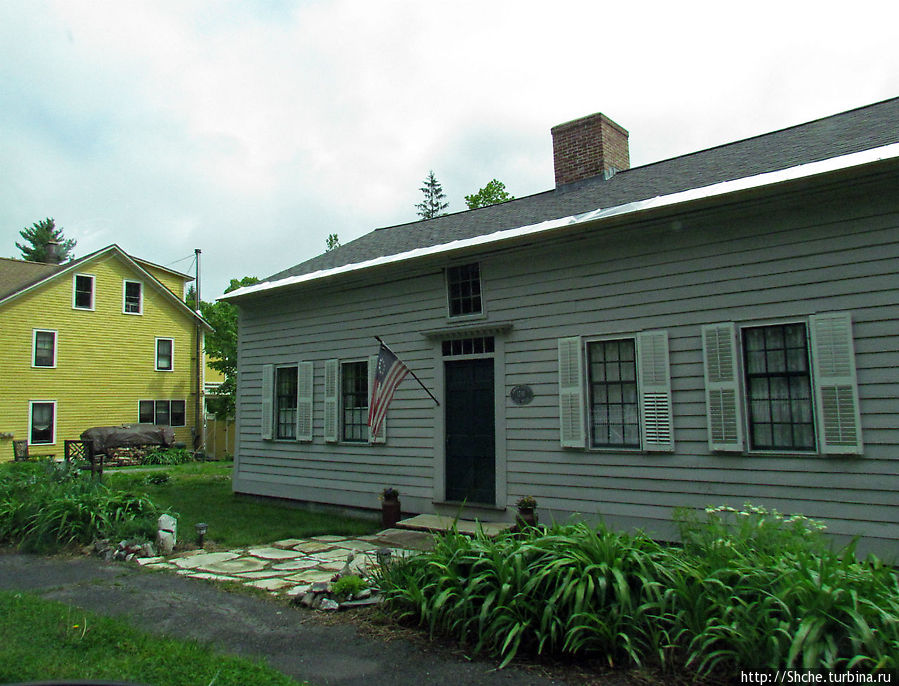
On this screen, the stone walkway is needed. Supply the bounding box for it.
[134,528,435,599]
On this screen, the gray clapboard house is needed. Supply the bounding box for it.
[224,98,899,557]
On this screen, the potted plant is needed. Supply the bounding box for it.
[380,488,401,529]
[515,495,538,530]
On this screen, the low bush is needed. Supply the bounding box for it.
[0,460,161,552]
[376,505,899,677]
[141,447,195,466]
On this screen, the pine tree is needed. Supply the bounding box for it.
[415,170,449,220]
[16,218,76,263]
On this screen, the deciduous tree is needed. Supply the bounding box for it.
[465,179,514,209]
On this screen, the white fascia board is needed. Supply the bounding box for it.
[223,142,899,301]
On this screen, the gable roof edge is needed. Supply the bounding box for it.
[222,141,899,302]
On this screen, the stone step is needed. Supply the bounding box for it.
[395,514,511,538]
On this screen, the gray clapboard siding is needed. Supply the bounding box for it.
[234,172,899,556]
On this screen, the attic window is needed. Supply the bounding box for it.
[73,274,95,310]
[123,280,142,314]
[446,263,482,317]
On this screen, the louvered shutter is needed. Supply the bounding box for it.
[809,312,863,455]
[368,354,386,444]
[323,359,339,443]
[636,330,674,452]
[260,364,274,440]
[702,323,744,451]
[558,337,585,448]
[296,362,314,442]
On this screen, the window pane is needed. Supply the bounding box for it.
[124,282,141,313]
[31,403,54,444]
[34,331,55,366]
[74,275,93,308]
[276,367,298,439]
[341,361,368,442]
[743,323,814,451]
[587,339,639,448]
[447,263,483,317]
[139,401,155,423]
[155,401,170,425]
[171,401,186,427]
[156,339,173,370]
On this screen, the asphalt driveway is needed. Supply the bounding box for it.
[0,553,567,686]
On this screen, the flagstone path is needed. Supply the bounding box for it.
[134,528,433,598]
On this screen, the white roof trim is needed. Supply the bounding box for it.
[223,141,899,301]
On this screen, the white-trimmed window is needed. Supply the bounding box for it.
[701,312,862,455]
[155,338,174,371]
[260,363,313,442]
[446,263,483,317]
[32,329,57,368]
[558,331,673,452]
[323,356,385,444]
[123,280,143,314]
[138,400,186,426]
[29,401,56,445]
[73,274,95,310]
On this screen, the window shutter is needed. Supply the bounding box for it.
[809,312,863,455]
[701,323,744,451]
[637,330,674,452]
[260,364,274,440]
[323,359,339,443]
[368,354,386,444]
[558,337,585,448]
[296,362,314,442]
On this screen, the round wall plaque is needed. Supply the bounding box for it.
[510,385,534,405]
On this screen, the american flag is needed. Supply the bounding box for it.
[368,343,411,439]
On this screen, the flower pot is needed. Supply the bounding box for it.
[381,499,401,529]
[516,507,538,530]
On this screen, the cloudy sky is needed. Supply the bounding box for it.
[2,1,896,298]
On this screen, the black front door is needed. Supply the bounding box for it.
[445,357,495,505]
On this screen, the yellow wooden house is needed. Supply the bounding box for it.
[0,244,212,460]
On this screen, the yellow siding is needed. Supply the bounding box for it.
[0,252,203,460]
[138,263,191,300]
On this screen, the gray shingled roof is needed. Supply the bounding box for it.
[268,97,899,282]
[0,257,63,301]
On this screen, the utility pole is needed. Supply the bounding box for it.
[194,248,203,452]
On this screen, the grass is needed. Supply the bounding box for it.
[103,461,379,548]
[0,590,304,685]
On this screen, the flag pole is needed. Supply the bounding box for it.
[375,336,440,406]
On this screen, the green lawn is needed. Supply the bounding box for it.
[104,461,379,548]
[0,590,305,685]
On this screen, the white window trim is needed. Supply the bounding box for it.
[32,329,58,368]
[28,400,57,445]
[445,261,488,322]
[155,337,174,371]
[72,273,95,311]
[123,279,143,315]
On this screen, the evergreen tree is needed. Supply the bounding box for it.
[16,218,76,263]
[465,179,515,209]
[415,170,449,220]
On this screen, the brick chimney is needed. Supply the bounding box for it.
[551,113,629,187]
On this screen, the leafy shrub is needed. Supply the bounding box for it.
[144,472,170,486]
[331,574,367,599]
[141,447,194,466]
[376,507,899,676]
[0,461,161,552]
